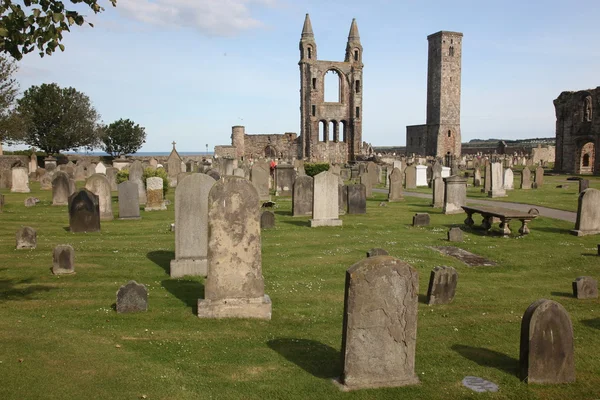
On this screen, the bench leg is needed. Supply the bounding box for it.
[482,216,493,231]
[519,219,531,235]
[464,212,475,227]
[500,218,512,237]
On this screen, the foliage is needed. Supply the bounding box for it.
[304,162,330,177]
[116,168,128,184]
[0,55,21,144]
[116,166,169,196]
[16,83,100,154]
[100,118,146,157]
[0,0,117,60]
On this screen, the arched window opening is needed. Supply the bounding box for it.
[264,145,277,158]
[340,121,347,142]
[355,106,360,118]
[448,130,452,137]
[312,78,316,90]
[354,50,359,61]
[583,153,590,167]
[355,80,361,93]
[307,46,312,59]
[580,142,595,173]
[311,105,316,116]
[449,46,455,57]
[319,121,327,142]
[329,121,337,142]
[324,70,341,102]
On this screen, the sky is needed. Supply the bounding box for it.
[10,0,600,152]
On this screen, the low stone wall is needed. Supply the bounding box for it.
[0,155,31,171]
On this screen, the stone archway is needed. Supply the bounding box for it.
[264,145,277,158]
[579,141,595,174]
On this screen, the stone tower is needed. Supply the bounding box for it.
[299,14,363,163]
[426,31,463,159]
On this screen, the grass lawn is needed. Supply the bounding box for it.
[1,182,599,400]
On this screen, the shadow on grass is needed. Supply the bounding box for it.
[581,318,600,330]
[451,344,518,376]
[533,227,573,235]
[418,293,429,304]
[274,210,293,217]
[267,338,340,379]
[280,219,310,227]
[147,250,174,274]
[161,279,204,314]
[0,278,55,302]
[550,291,573,298]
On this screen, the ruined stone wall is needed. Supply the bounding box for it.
[0,155,31,171]
[214,146,237,159]
[242,133,299,160]
[531,145,555,165]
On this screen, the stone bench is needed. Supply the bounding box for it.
[462,205,539,237]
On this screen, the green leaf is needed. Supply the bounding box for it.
[32,8,40,18]
[0,28,8,37]
[52,12,64,23]
[58,44,64,52]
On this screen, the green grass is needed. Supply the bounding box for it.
[1,181,599,399]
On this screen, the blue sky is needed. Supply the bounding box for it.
[12,0,600,152]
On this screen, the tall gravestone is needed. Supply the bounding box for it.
[167,143,182,187]
[521,168,532,190]
[251,164,270,201]
[503,168,514,190]
[483,162,491,193]
[534,166,544,187]
[129,161,147,205]
[85,174,114,220]
[292,175,313,216]
[145,177,166,211]
[105,167,118,191]
[52,245,75,275]
[310,171,342,227]
[339,256,419,390]
[68,189,101,233]
[170,174,216,278]
[571,188,600,236]
[118,181,141,220]
[339,184,348,214]
[519,299,575,384]
[367,162,378,186]
[473,168,481,187]
[275,165,295,196]
[10,167,30,193]
[0,169,12,189]
[404,165,417,189]
[443,175,467,214]
[388,168,403,202]
[347,184,366,214]
[432,176,445,208]
[197,176,271,319]
[0,193,4,212]
[426,266,458,305]
[52,171,71,206]
[359,172,371,197]
[488,162,506,198]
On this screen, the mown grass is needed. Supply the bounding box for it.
[1,180,599,400]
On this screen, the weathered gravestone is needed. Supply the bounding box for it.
[85,174,114,220]
[534,166,544,187]
[251,163,270,201]
[105,167,118,191]
[483,162,491,193]
[519,299,575,384]
[233,168,245,177]
[24,197,38,207]
[292,175,313,216]
[116,281,148,313]
[359,172,372,197]
[68,189,101,233]
[347,184,366,214]
[129,161,147,205]
[74,163,86,181]
[52,245,75,275]
[366,248,389,257]
[388,168,403,202]
[170,174,216,278]
[503,168,514,190]
[167,143,183,187]
[448,227,463,242]
[145,177,166,211]
[1,169,12,189]
[118,181,141,220]
[473,168,481,187]
[260,210,275,229]
[0,194,4,212]
[426,266,458,305]
[198,176,272,319]
[404,165,417,189]
[339,256,419,390]
[412,213,430,226]
[488,162,506,198]
[572,276,598,299]
[206,169,221,181]
[339,184,348,215]
[95,162,107,175]
[16,226,37,249]
[310,171,342,227]
[443,175,467,214]
[571,188,600,236]
[579,179,589,193]
[521,167,532,190]
[11,167,30,193]
[432,176,444,208]
[275,165,295,196]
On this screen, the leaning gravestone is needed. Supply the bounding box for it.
[251,164,270,201]
[292,175,313,216]
[388,168,403,202]
[412,213,430,226]
[366,248,389,257]
[145,177,166,211]
[260,210,275,229]
[16,227,37,249]
[198,176,271,319]
[448,227,463,242]
[339,256,419,390]
[404,165,417,189]
[118,181,141,220]
[520,299,575,384]
[534,166,544,187]
[347,184,366,214]
[443,175,467,214]
[571,188,600,236]
[310,171,342,227]
[129,161,147,205]
[85,174,114,220]
[68,189,101,233]
[426,266,458,305]
[11,167,30,193]
[572,276,598,299]
[521,168,532,190]
[170,174,216,278]
[116,281,148,313]
[52,172,71,206]
[52,245,75,275]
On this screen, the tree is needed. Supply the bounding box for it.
[101,118,146,157]
[0,55,22,152]
[0,0,117,60]
[17,83,100,154]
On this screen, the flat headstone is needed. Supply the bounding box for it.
[260,210,275,229]
[431,246,497,267]
[68,189,101,233]
[572,276,598,299]
[145,177,166,211]
[310,171,342,227]
[11,167,30,193]
[347,184,366,214]
[52,245,75,275]
[448,227,463,242]
[571,188,600,236]
[85,174,114,220]
[462,376,499,393]
[24,197,38,207]
[366,248,388,258]
[118,181,141,220]
[292,175,313,216]
[520,299,575,384]
[16,226,37,249]
[426,266,458,305]
[116,281,148,313]
[412,213,430,227]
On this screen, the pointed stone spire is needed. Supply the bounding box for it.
[302,13,314,38]
[348,18,360,41]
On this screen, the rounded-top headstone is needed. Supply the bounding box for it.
[16,226,37,249]
[260,210,275,229]
[68,189,101,233]
[52,245,75,275]
[572,276,598,299]
[116,281,148,313]
[366,248,389,258]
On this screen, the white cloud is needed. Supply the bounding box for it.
[116,0,278,36]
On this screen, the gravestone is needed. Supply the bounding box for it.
[198,176,271,319]
[462,376,499,393]
[483,162,491,193]
[579,179,589,193]
[105,167,118,191]
[519,299,575,384]
[571,188,600,236]
[534,166,544,187]
[339,256,419,390]
[488,162,506,198]
[233,168,245,177]
[426,266,458,305]
[310,171,342,227]
[44,157,57,171]
[74,163,86,181]
[68,189,101,233]
[118,181,141,220]
[95,162,107,175]
[292,175,313,216]
[432,176,444,208]
[443,175,467,214]
[432,161,443,183]
[359,172,372,197]
[116,281,148,313]
[367,161,378,186]
[503,168,514,190]
[388,168,403,202]
[251,164,270,201]
[473,169,481,187]
[1,169,12,189]
[52,171,71,206]
[206,169,221,181]
[145,177,166,211]
[0,194,4,212]
[412,213,430,226]
[129,160,147,205]
[86,163,96,178]
[167,143,182,187]
[366,248,388,257]
[11,167,30,193]
[170,174,216,278]
[338,184,348,215]
[404,165,417,189]
[521,168,532,190]
[149,158,158,168]
[24,197,38,207]
[85,174,114,220]
[275,165,295,196]
[572,276,598,299]
[16,227,37,249]
[260,210,275,229]
[52,245,75,275]
[448,227,463,242]
[112,156,130,171]
[40,171,52,190]
[416,165,428,186]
